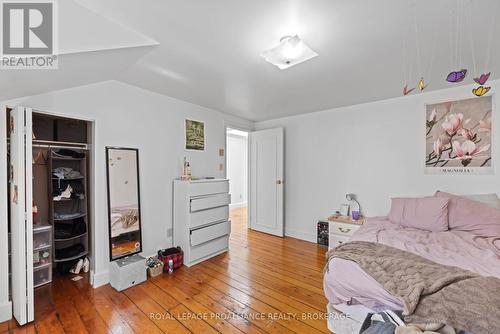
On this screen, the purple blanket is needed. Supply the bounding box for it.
[324,217,500,310]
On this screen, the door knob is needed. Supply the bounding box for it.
[276,180,283,185]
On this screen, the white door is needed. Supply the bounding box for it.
[9,107,34,325]
[249,128,284,237]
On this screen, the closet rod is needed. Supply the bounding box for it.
[32,143,88,150]
[8,138,89,150]
[33,139,89,147]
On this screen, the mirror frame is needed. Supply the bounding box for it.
[105,146,143,261]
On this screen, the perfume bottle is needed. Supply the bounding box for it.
[186,162,191,180]
[168,259,174,274]
[181,157,189,180]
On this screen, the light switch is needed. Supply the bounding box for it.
[219,163,224,171]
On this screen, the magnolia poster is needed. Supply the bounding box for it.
[425,96,493,174]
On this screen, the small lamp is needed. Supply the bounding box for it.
[346,193,361,220]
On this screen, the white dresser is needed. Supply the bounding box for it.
[173,179,231,266]
[327,216,364,250]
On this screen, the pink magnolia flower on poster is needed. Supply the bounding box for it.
[479,117,492,132]
[438,133,451,146]
[441,113,463,136]
[452,140,490,160]
[426,97,492,171]
[428,108,437,123]
[433,138,444,155]
[460,128,474,140]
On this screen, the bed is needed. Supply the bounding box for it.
[324,195,500,334]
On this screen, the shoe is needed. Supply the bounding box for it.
[83,257,90,273]
[69,259,84,274]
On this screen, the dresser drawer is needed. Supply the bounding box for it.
[190,180,229,197]
[190,235,229,263]
[190,220,230,247]
[190,206,229,229]
[329,222,360,237]
[329,234,350,249]
[190,193,231,212]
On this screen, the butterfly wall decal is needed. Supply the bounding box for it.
[403,85,415,95]
[446,69,467,83]
[473,72,491,85]
[418,78,428,91]
[472,86,491,97]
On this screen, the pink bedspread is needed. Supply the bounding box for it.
[324,217,500,310]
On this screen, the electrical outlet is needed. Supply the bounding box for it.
[167,228,173,237]
[219,163,224,171]
[219,148,225,156]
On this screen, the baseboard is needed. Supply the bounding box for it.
[285,228,317,243]
[229,202,247,209]
[91,270,109,288]
[0,301,12,322]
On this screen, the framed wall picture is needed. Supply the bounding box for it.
[106,147,143,261]
[425,96,493,175]
[185,119,205,151]
[340,204,350,217]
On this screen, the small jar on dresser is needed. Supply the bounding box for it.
[173,178,231,267]
[327,215,364,250]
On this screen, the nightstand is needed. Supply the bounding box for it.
[327,215,364,249]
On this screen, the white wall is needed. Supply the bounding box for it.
[0,80,253,306]
[227,133,248,208]
[256,81,500,242]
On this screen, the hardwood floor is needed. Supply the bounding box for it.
[1,207,330,333]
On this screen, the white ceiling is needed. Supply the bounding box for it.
[0,0,157,103]
[2,0,500,121]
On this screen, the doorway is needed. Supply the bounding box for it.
[6,106,95,325]
[226,126,284,237]
[226,128,249,229]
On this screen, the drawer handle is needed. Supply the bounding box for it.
[338,227,351,233]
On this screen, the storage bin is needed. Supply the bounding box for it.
[158,247,183,271]
[33,224,52,249]
[32,114,54,141]
[33,246,52,267]
[147,262,164,278]
[34,264,52,288]
[55,118,87,143]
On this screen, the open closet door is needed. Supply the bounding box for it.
[9,107,34,325]
[249,128,284,237]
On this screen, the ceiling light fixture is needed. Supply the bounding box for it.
[261,35,318,70]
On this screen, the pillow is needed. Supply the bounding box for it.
[462,193,500,210]
[435,191,500,236]
[388,197,449,232]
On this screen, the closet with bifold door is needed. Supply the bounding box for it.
[6,106,93,325]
